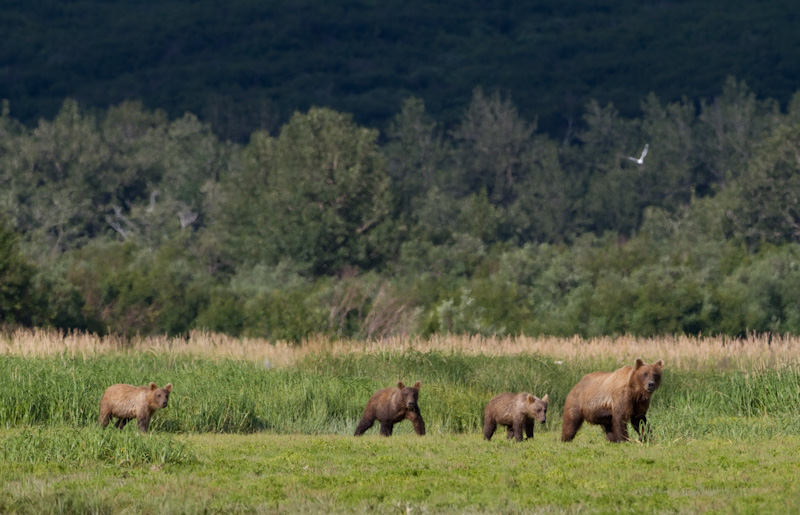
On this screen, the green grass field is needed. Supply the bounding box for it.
[2,338,800,513]
[3,431,799,514]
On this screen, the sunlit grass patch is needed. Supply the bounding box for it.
[0,426,195,466]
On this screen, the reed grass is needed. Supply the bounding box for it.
[2,328,797,370]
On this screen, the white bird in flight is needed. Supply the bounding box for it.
[627,143,649,164]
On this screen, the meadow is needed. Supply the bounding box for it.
[2,330,800,513]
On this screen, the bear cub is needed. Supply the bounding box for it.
[562,358,663,443]
[483,392,549,442]
[354,381,425,436]
[99,382,173,433]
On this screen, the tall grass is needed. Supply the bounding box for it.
[0,354,361,433]
[2,351,800,439]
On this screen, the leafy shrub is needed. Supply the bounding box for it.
[0,218,38,326]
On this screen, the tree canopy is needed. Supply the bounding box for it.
[2,80,800,339]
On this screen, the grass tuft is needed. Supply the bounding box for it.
[0,426,195,465]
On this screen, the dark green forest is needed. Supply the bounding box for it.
[3,0,800,139]
[3,78,800,339]
[3,1,800,339]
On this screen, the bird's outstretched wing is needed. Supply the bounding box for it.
[627,144,649,164]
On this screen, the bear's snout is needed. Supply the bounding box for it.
[646,382,656,391]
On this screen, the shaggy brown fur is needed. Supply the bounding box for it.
[98,382,173,432]
[562,358,663,443]
[483,392,549,442]
[354,381,425,436]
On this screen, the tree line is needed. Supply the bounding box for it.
[2,77,800,339]
[4,0,799,139]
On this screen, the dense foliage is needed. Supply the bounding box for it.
[3,0,800,139]
[2,78,800,338]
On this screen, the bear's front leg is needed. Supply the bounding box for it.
[606,415,629,443]
[525,420,534,440]
[631,414,650,441]
[605,401,632,443]
[511,415,525,442]
[137,409,151,432]
[379,420,394,436]
[407,410,425,435]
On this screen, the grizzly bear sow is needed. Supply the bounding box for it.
[562,358,663,443]
[98,382,173,433]
[483,392,549,442]
[354,381,425,436]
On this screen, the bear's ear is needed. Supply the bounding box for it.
[634,358,644,369]
[527,394,535,403]
[397,381,405,389]
[541,394,549,403]
[164,383,173,392]
[413,381,421,389]
[654,359,664,368]
[149,382,157,390]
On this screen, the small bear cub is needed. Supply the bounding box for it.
[98,382,173,433]
[483,392,549,442]
[354,381,425,437]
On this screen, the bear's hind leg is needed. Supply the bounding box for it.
[483,418,497,440]
[561,412,583,442]
[354,415,376,436]
[99,409,112,428]
[115,417,130,429]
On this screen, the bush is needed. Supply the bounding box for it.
[0,219,38,326]
[67,240,211,336]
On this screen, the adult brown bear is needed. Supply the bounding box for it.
[98,382,173,433]
[562,358,663,443]
[483,392,549,442]
[354,381,425,436]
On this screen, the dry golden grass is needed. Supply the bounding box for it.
[1,328,798,369]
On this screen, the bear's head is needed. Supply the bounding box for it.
[148,382,173,408]
[524,393,549,424]
[631,359,663,395]
[397,381,421,410]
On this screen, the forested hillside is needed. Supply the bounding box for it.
[2,0,800,139]
[3,78,800,339]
